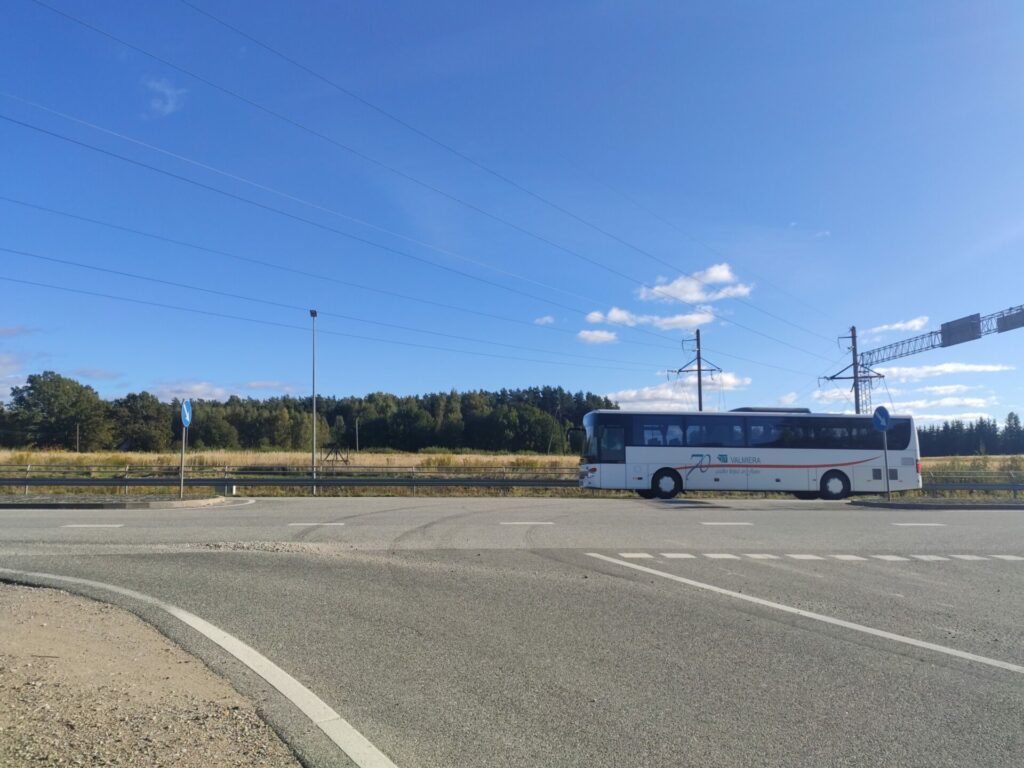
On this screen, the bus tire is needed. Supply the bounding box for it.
[636,489,656,499]
[652,469,682,500]
[793,492,820,500]
[819,470,850,501]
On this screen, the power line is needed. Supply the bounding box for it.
[0,275,661,374]
[24,0,834,361]
[3,245,662,370]
[174,0,836,345]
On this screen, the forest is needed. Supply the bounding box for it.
[1,372,1020,457]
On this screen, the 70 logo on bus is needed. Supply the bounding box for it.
[685,453,713,481]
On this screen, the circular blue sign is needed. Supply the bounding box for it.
[872,405,890,432]
[181,399,193,428]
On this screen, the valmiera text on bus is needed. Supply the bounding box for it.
[577,407,921,500]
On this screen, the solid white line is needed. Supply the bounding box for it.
[911,555,949,561]
[744,554,779,560]
[951,555,987,561]
[499,521,554,525]
[0,567,398,768]
[619,553,653,559]
[660,553,696,559]
[787,554,824,560]
[704,553,740,559]
[992,555,1024,561]
[700,522,753,526]
[832,555,867,561]
[892,523,945,527]
[61,524,124,528]
[585,554,1024,675]
[872,555,910,561]
[287,522,346,526]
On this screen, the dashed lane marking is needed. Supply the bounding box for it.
[993,555,1024,561]
[585,554,1024,676]
[0,568,399,768]
[787,554,824,560]
[744,554,779,559]
[872,555,910,561]
[911,555,949,561]
[499,522,554,525]
[832,555,867,561]
[951,555,988,561]
[287,523,346,526]
[61,524,124,528]
[619,553,654,559]
[660,553,696,559]
[892,523,946,527]
[704,553,740,559]
[700,522,753,526]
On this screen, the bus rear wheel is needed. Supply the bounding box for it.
[651,469,682,500]
[820,470,851,501]
[636,490,656,499]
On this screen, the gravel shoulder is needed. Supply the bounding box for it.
[0,582,301,767]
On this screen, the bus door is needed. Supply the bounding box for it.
[598,424,626,489]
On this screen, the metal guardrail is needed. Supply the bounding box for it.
[0,477,578,488]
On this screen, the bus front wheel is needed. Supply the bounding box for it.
[652,469,682,500]
[819,470,850,501]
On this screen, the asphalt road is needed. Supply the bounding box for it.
[1,496,1022,767]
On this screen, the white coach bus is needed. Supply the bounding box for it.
[578,408,921,500]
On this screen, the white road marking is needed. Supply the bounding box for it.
[911,555,949,561]
[218,498,257,508]
[585,554,1024,676]
[700,522,753,526]
[287,522,346,526]
[0,567,399,768]
[787,554,824,560]
[872,555,910,561]
[619,553,653,559]
[499,522,554,525]
[660,553,696,559]
[992,555,1024,561]
[704,553,740,559]
[832,555,867,561]
[951,555,987,561]
[892,523,945,527]
[61,524,124,528]
[744,554,779,560]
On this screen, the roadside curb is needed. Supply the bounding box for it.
[850,499,1024,511]
[0,496,229,510]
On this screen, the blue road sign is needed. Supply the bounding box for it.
[872,405,891,432]
[181,399,193,428]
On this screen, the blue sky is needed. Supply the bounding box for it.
[2,0,1022,423]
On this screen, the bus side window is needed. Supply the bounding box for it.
[666,425,684,446]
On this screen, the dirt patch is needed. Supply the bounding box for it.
[0,583,301,767]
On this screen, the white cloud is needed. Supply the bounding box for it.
[607,372,752,412]
[906,412,994,424]
[533,315,555,326]
[813,230,831,238]
[244,380,297,394]
[585,305,715,331]
[916,384,974,395]
[891,397,993,410]
[877,363,1014,381]
[812,389,855,404]
[0,352,26,400]
[151,381,233,402]
[146,78,188,116]
[638,263,752,304]
[577,330,618,344]
[868,316,929,334]
[779,392,799,405]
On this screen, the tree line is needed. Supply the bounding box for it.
[916,413,1023,457]
[0,371,615,453]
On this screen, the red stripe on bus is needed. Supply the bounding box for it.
[674,456,879,471]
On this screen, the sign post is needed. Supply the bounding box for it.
[872,406,892,501]
[180,399,192,500]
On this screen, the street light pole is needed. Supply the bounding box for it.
[310,309,317,497]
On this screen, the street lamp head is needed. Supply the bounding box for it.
[309,309,318,318]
